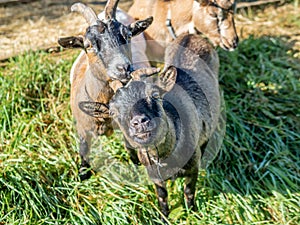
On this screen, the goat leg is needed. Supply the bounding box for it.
[79,135,93,180]
[124,138,140,165]
[183,141,208,209]
[184,173,198,211]
[155,182,169,223]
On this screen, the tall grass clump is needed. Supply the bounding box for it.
[0,34,299,225]
[0,50,81,224]
[209,35,300,224]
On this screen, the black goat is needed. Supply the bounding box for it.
[80,34,221,221]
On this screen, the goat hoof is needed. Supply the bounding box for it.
[79,163,92,181]
[187,201,198,212]
[160,216,169,225]
[130,154,141,165]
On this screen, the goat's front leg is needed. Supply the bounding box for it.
[79,134,92,180]
[183,142,207,209]
[124,138,140,165]
[155,182,169,223]
[184,172,198,211]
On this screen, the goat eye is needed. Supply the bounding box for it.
[109,109,116,117]
[152,91,160,99]
[120,27,132,40]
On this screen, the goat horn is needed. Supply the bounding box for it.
[131,67,161,80]
[71,3,98,26]
[104,0,119,20]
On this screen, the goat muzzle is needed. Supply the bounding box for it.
[129,115,156,141]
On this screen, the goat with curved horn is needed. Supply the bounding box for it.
[71,2,99,26]
[104,0,119,20]
[58,2,154,181]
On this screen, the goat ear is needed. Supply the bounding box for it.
[128,16,153,37]
[78,101,110,118]
[58,36,84,49]
[157,66,177,93]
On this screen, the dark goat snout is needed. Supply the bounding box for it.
[233,36,239,49]
[116,63,132,81]
[221,34,239,51]
[130,115,152,134]
[117,63,130,73]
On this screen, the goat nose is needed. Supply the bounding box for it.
[233,36,239,49]
[116,63,131,74]
[130,115,150,128]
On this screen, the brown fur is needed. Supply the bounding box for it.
[128,0,238,60]
[71,52,114,139]
[59,3,153,180]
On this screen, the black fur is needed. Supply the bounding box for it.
[109,34,221,220]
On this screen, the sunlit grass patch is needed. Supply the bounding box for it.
[0,34,299,225]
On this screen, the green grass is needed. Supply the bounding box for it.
[1,34,299,224]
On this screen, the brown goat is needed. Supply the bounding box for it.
[58,1,153,180]
[128,0,239,60]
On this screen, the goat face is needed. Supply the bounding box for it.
[58,2,153,82]
[215,2,239,51]
[194,0,239,51]
[83,20,133,82]
[110,81,166,147]
[109,67,177,147]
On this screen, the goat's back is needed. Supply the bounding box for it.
[165,34,219,75]
[165,34,220,138]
